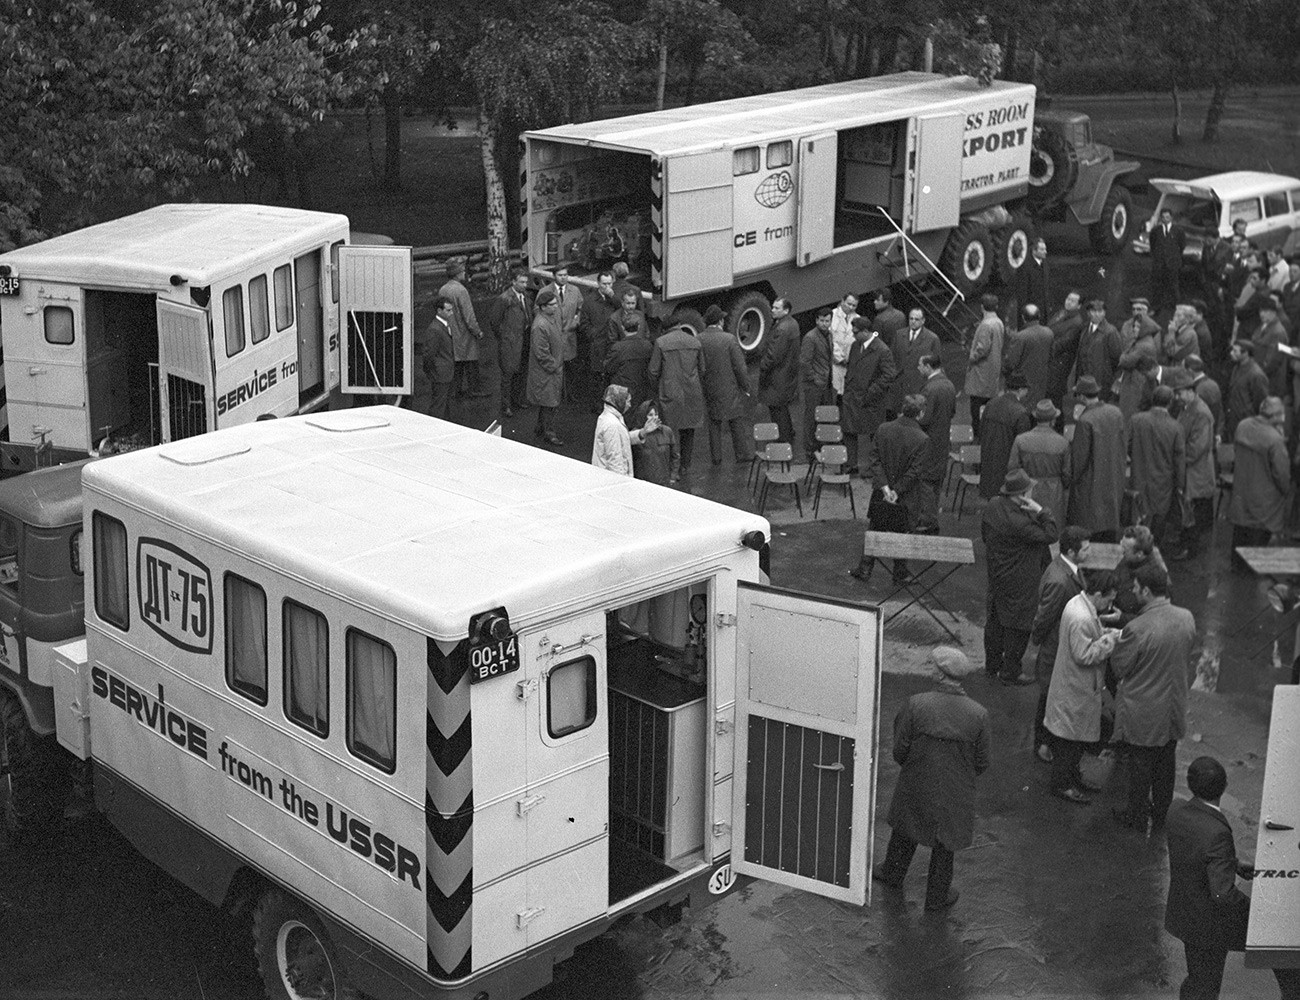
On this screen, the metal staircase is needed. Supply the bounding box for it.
[873,209,980,347]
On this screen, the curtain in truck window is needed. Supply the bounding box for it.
[225,574,268,704]
[92,511,129,629]
[548,656,596,737]
[346,628,396,772]
[284,600,328,736]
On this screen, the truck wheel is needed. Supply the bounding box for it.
[994,216,1034,285]
[939,221,994,297]
[0,688,68,843]
[1026,125,1077,209]
[1089,187,1133,256]
[728,290,772,354]
[253,888,357,1000]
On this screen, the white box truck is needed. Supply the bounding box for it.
[0,204,414,473]
[12,407,883,1000]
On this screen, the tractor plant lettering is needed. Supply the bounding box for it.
[137,538,214,654]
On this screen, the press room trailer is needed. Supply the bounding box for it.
[0,204,414,475]
[522,72,1037,350]
[44,407,883,1000]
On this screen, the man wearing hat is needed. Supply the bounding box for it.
[979,373,1031,499]
[526,289,566,446]
[1129,385,1188,559]
[1225,339,1269,442]
[1115,299,1161,423]
[1075,299,1123,397]
[1067,375,1126,541]
[981,468,1060,684]
[873,646,991,912]
[1008,398,1070,531]
[1173,368,1217,557]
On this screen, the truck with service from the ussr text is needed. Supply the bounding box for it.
[3,407,884,1000]
[522,71,1136,351]
[0,204,414,475]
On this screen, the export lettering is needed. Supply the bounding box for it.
[91,666,209,762]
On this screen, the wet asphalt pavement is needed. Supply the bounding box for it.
[1,234,1293,999]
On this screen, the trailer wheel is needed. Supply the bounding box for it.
[994,216,1034,285]
[0,688,68,844]
[253,888,357,1000]
[728,290,772,354]
[939,221,994,297]
[1026,126,1077,209]
[1089,186,1133,256]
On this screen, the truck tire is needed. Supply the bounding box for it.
[0,687,68,843]
[253,888,358,1000]
[1026,125,1077,209]
[728,290,772,354]
[1089,186,1133,256]
[939,221,994,297]
[994,215,1034,285]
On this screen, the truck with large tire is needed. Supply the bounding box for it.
[521,73,1136,352]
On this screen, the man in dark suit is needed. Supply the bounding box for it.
[1029,526,1089,764]
[850,395,929,584]
[1017,237,1051,317]
[486,270,532,419]
[1075,299,1124,396]
[916,353,956,531]
[1166,756,1300,1000]
[886,307,940,418]
[416,295,456,420]
[1149,208,1186,318]
[1002,303,1054,409]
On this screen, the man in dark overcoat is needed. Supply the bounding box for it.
[410,295,456,420]
[1067,376,1127,542]
[841,316,896,476]
[850,395,928,584]
[873,646,991,912]
[982,468,1059,684]
[1111,562,1194,834]
[979,374,1031,499]
[917,353,956,531]
[759,297,800,444]
[799,307,835,462]
[578,270,619,412]
[1002,304,1054,409]
[1074,299,1123,396]
[1166,756,1300,1000]
[887,307,940,417]
[526,290,566,445]
[1017,237,1051,316]
[1046,291,1084,422]
[604,316,654,410]
[1029,526,1089,764]
[1129,385,1187,556]
[698,304,752,465]
[1225,339,1269,443]
[1147,208,1185,317]
[649,317,707,480]
[487,269,532,419]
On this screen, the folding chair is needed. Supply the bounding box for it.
[950,444,982,519]
[758,442,803,517]
[747,422,780,492]
[805,422,844,489]
[943,424,976,497]
[814,404,840,425]
[813,444,856,519]
[1215,442,1234,519]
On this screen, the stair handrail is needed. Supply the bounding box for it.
[875,208,966,310]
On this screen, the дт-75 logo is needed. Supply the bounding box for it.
[137,538,214,654]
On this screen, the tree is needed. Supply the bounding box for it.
[637,0,752,108]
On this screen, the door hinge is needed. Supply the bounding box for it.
[715,718,733,736]
[516,906,546,928]
[516,794,546,817]
[714,614,736,628]
[712,820,731,836]
[515,678,537,700]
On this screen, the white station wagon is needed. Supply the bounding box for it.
[1133,170,1300,261]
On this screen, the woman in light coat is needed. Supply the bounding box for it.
[591,385,659,476]
[1043,570,1121,804]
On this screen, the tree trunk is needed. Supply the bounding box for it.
[1004,27,1018,81]
[878,29,898,75]
[478,106,512,293]
[866,34,880,76]
[383,84,402,192]
[1202,79,1228,142]
[922,35,933,73]
[843,29,857,80]
[684,58,701,105]
[1170,76,1182,145]
[656,29,668,110]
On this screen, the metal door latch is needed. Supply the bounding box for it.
[515,678,537,700]
[1264,819,1295,831]
[712,820,731,835]
[714,614,737,628]
[813,762,845,772]
[516,906,545,928]
[715,718,733,736]
[541,634,597,657]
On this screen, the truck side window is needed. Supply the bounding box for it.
[766,141,793,169]
[44,305,74,345]
[249,275,271,344]
[274,264,294,331]
[1264,191,1290,218]
[283,599,328,737]
[92,511,129,630]
[547,655,597,738]
[225,574,268,705]
[346,628,396,773]
[733,147,759,176]
[0,516,18,597]
[223,285,246,357]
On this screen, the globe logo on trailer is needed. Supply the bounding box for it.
[754,170,794,209]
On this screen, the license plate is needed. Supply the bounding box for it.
[469,634,520,683]
[0,276,18,295]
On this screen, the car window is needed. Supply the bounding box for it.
[1264,191,1290,218]
[1230,198,1262,226]
[1289,187,1300,212]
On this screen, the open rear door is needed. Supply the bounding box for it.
[909,114,964,233]
[338,244,413,396]
[156,300,215,442]
[731,583,881,905]
[663,150,732,298]
[795,132,836,267]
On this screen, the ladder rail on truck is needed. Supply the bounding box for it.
[0,204,415,477]
[5,407,884,1000]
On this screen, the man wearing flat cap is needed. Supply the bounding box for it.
[1225,339,1269,442]
[1068,375,1127,541]
[1115,298,1161,423]
[1129,385,1187,559]
[873,646,990,912]
[527,288,567,446]
[1008,399,1070,531]
[982,468,1059,684]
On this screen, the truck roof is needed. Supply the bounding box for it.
[0,460,89,528]
[525,73,1036,157]
[0,204,350,289]
[82,409,768,641]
